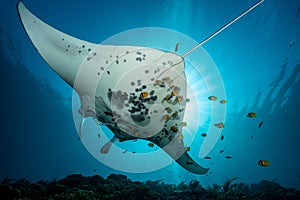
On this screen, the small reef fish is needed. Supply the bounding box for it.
[140,91,148,98]
[201,133,207,137]
[163,114,169,120]
[177,134,184,140]
[175,43,180,52]
[97,133,101,138]
[171,90,179,96]
[219,149,225,154]
[220,100,227,104]
[171,126,178,133]
[258,121,264,128]
[180,122,187,127]
[221,135,224,141]
[204,156,212,159]
[247,112,257,118]
[225,156,232,159]
[208,96,218,101]
[258,159,270,167]
[185,147,190,151]
[250,136,254,139]
[214,122,225,128]
[148,143,154,148]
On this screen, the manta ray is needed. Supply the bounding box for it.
[17,1,263,174]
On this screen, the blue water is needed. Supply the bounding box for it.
[1,0,300,189]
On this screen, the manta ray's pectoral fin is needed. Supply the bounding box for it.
[17,2,96,87]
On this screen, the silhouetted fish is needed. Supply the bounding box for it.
[201,133,207,137]
[258,121,264,128]
[175,43,180,52]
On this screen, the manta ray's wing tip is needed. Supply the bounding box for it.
[176,152,209,175]
[17,1,27,27]
[17,1,25,13]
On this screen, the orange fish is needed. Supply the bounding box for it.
[258,160,270,167]
[171,90,179,96]
[140,91,148,98]
[177,134,183,140]
[163,114,169,120]
[163,76,171,81]
[220,99,227,104]
[171,126,178,133]
[214,122,225,128]
[180,122,187,127]
[208,96,217,101]
[148,143,154,148]
[176,96,183,103]
[247,112,257,118]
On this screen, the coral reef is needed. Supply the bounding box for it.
[0,174,299,200]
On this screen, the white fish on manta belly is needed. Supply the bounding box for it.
[17,1,264,174]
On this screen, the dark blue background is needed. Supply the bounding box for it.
[0,0,299,189]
